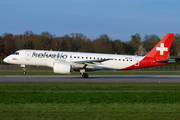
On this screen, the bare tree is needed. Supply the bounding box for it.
[135,44,147,55]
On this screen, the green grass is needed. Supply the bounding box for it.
[0,83,180,119]
[1,103,180,120]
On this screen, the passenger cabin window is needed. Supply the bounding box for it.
[86,57,88,59]
[74,56,76,58]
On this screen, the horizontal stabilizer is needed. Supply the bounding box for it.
[155,59,176,63]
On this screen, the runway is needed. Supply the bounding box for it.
[0,75,180,83]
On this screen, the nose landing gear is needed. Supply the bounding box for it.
[21,65,26,75]
[23,70,26,75]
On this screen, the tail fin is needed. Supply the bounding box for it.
[145,33,174,59]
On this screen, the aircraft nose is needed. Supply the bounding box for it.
[3,57,9,63]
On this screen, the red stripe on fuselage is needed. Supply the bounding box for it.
[12,58,17,60]
[122,57,168,70]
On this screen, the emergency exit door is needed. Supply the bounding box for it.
[135,56,139,66]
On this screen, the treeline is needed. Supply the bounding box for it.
[0,31,180,58]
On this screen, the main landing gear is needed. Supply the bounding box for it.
[81,73,89,78]
[80,69,89,78]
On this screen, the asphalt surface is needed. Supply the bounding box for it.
[0,75,180,83]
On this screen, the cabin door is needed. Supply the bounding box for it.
[25,50,31,61]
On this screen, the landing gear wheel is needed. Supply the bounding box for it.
[21,66,26,75]
[82,73,89,78]
[23,71,26,75]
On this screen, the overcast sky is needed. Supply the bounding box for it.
[0,0,179,41]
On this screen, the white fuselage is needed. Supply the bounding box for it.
[3,50,144,70]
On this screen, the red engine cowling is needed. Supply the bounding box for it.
[53,62,71,74]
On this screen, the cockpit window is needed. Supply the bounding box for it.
[12,52,19,55]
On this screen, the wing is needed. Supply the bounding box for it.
[68,59,111,68]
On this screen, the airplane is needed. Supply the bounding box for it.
[3,33,175,78]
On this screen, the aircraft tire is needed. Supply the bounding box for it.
[82,73,88,78]
[23,71,26,75]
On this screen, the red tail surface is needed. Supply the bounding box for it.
[145,33,174,59]
[122,33,174,70]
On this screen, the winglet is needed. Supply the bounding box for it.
[145,33,174,59]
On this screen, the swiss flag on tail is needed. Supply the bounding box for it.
[145,33,174,59]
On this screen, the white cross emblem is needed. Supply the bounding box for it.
[156,43,168,55]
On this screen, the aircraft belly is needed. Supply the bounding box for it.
[97,59,142,70]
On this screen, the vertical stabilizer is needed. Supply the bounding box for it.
[145,33,174,59]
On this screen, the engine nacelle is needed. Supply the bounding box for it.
[53,62,71,74]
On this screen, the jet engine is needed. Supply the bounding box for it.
[53,62,72,74]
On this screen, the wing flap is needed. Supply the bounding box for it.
[69,59,111,68]
[73,59,111,64]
